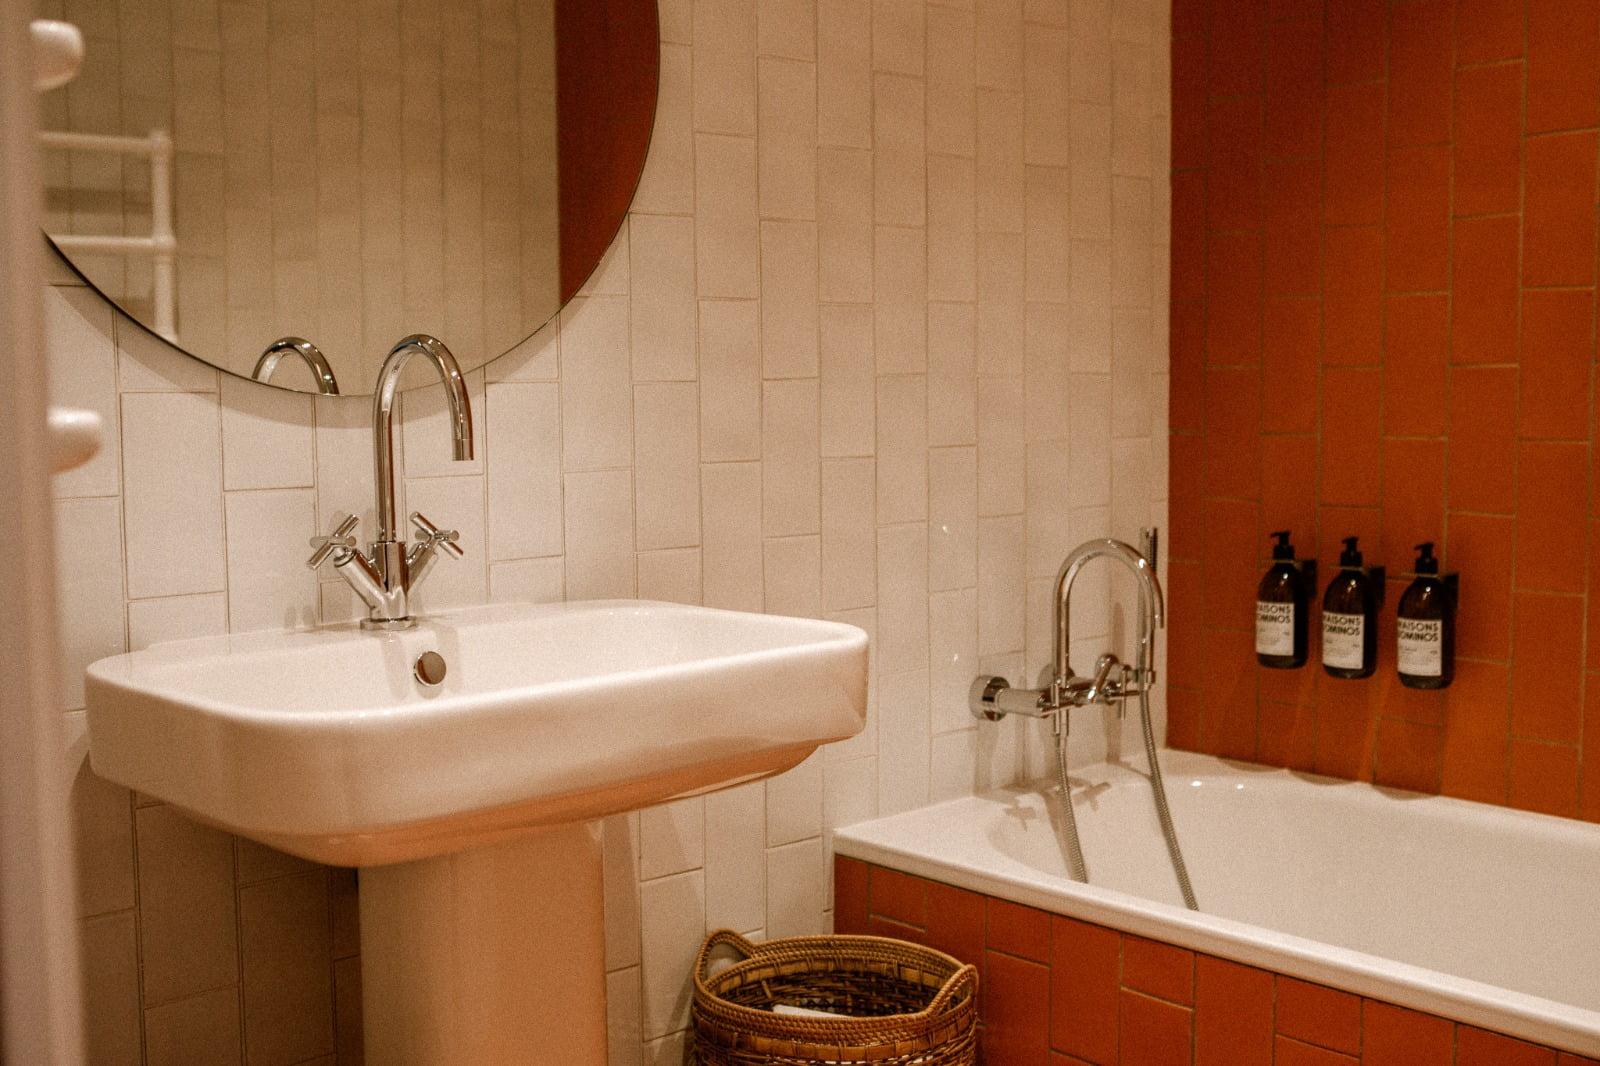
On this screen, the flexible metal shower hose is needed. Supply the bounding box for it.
[1052,687,1199,911]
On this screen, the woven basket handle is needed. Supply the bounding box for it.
[695,928,759,986]
[923,962,979,1016]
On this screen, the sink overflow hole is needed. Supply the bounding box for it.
[414,651,447,687]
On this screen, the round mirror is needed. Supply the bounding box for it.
[37,0,659,395]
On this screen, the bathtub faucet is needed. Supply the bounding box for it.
[969,530,1164,730]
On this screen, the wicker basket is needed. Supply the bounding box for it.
[690,929,979,1066]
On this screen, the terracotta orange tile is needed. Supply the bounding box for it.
[1511,592,1585,743]
[1167,564,1205,685]
[1440,659,1510,802]
[1323,227,1384,366]
[1274,977,1361,1055]
[1118,990,1193,1066]
[1381,438,1445,572]
[1275,1035,1359,1066]
[1050,917,1120,1064]
[1588,526,1600,671]
[1383,294,1449,438]
[1526,0,1600,134]
[1206,232,1264,367]
[1167,687,1204,752]
[1172,172,1207,306]
[1262,301,1321,432]
[1447,366,1517,514]
[1385,144,1451,293]
[1515,442,1588,594]
[1373,718,1445,794]
[984,950,1053,1066]
[1520,290,1594,442]
[1200,627,1260,760]
[1263,159,1323,296]
[987,897,1052,964]
[1452,215,1521,364]
[1194,956,1272,1066]
[1458,1025,1560,1066]
[1559,1054,1600,1066]
[1203,367,1262,498]
[1120,936,1194,1006]
[1320,367,1382,505]
[834,857,869,934]
[1050,1054,1096,1066]
[1170,307,1206,432]
[1265,17,1325,160]
[1447,514,1513,660]
[1456,0,1524,65]
[870,915,923,941]
[1523,132,1599,288]
[1203,496,1261,615]
[1375,665,1447,728]
[868,866,926,927]
[1267,0,1322,21]
[1207,0,1265,97]
[1313,671,1379,781]
[1324,82,1386,227]
[1586,682,1600,824]
[1325,0,1385,85]
[1172,36,1209,171]
[1509,739,1580,818]
[1362,1000,1454,1066]
[1172,0,1207,39]
[1257,699,1317,771]
[1207,95,1265,234]
[1388,0,1453,147]
[1260,434,1318,548]
[923,881,985,968]
[1169,485,1206,568]
[1453,63,1524,218]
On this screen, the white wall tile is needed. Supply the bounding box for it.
[873,74,926,227]
[639,870,705,1038]
[630,215,699,382]
[929,446,978,591]
[927,5,977,158]
[765,754,822,845]
[639,797,705,881]
[816,148,873,303]
[486,382,562,560]
[694,135,760,298]
[930,587,980,734]
[817,0,872,148]
[490,557,565,604]
[757,58,818,221]
[761,379,820,536]
[701,462,764,611]
[759,0,817,59]
[874,226,928,374]
[877,668,930,814]
[760,221,821,378]
[122,392,226,599]
[763,535,822,617]
[703,782,765,931]
[876,522,929,675]
[819,305,876,458]
[928,302,977,447]
[928,157,977,303]
[699,300,763,462]
[402,475,489,612]
[55,497,126,710]
[560,297,634,471]
[223,490,320,634]
[765,837,825,937]
[634,383,702,550]
[220,375,315,490]
[821,458,876,612]
[978,514,1026,656]
[875,374,928,524]
[637,548,702,604]
[564,470,636,599]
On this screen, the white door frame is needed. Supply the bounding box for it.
[0,5,87,1062]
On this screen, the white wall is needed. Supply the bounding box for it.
[49,0,1171,1061]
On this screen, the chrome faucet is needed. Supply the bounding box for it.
[307,334,474,629]
[253,336,340,395]
[970,530,1164,728]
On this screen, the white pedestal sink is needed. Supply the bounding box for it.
[85,601,869,1064]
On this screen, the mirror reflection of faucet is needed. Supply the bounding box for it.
[306,334,474,630]
[253,337,340,395]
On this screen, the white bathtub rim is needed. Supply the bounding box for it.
[834,775,1600,1057]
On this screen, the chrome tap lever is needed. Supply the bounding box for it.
[410,512,463,559]
[1084,653,1121,705]
[307,513,360,570]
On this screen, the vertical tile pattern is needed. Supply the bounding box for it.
[838,858,1593,1066]
[53,0,1168,1058]
[1169,0,1600,824]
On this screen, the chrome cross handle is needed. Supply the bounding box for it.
[307,513,360,570]
[410,512,463,559]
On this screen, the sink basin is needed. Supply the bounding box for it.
[85,600,869,866]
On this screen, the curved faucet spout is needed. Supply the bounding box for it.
[253,337,340,395]
[372,334,474,544]
[1052,537,1165,691]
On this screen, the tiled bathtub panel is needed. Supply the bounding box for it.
[834,858,1600,1066]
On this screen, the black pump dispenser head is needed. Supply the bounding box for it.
[1414,541,1439,575]
[1270,530,1295,561]
[1339,536,1363,568]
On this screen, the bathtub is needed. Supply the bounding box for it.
[833,750,1600,1057]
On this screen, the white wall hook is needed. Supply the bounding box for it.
[30,19,83,92]
[46,405,101,473]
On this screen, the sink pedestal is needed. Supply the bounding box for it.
[358,822,607,1065]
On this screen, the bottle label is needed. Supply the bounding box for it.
[1323,612,1365,670]
[1397,618,1443,677]
[1255,601,1295,656]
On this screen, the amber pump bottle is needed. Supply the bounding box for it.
[1397,542,1455,690]
[1322,536,1377,679]
[1256,531,1308,668]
